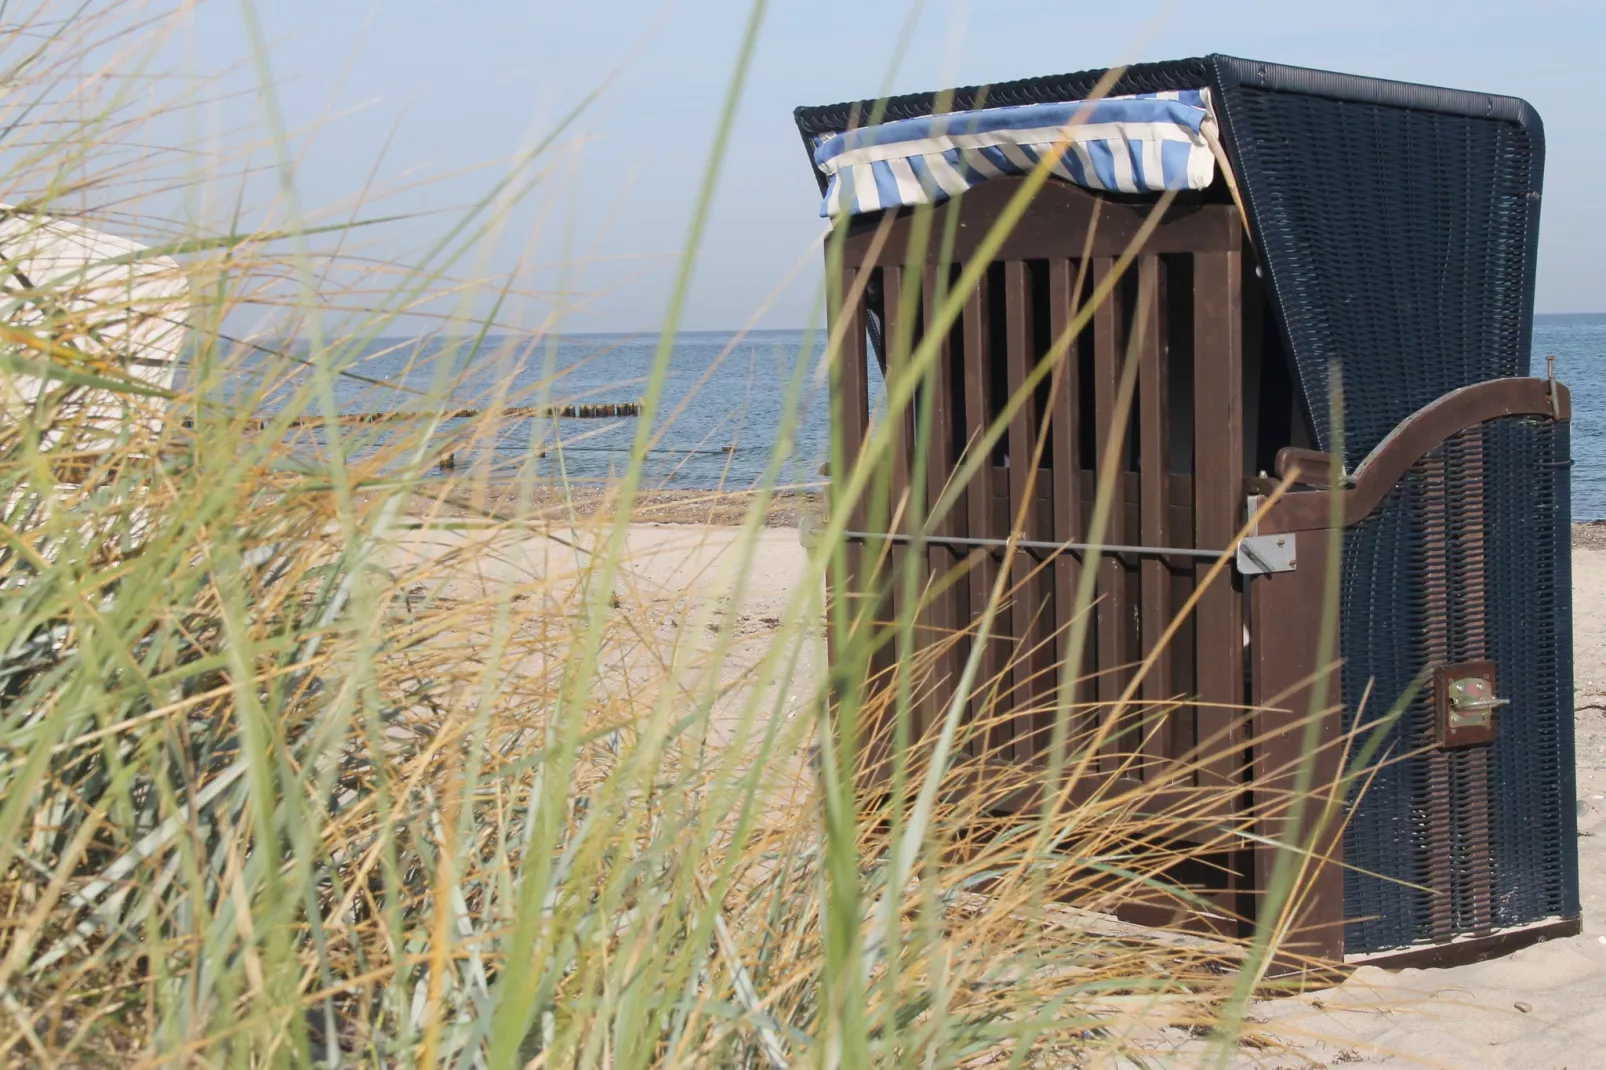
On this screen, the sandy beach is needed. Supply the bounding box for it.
[388,512,1606,1068]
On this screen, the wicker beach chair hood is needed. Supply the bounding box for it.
[795,54,1545,471]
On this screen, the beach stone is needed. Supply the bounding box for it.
[1580,798,1605,834]
[1514,1000,1533,1013]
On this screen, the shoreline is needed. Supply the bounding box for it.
[377,481,1606,541]
[360,483,826,528]
[1575,519,1606,550]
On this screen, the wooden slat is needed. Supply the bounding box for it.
[832,268,881,775]
[922,266,960,748]
[1092,256,1127,774]
[1047,258,1084,762]
[1136,255,1170,778]
[1453,434,1494,935]
[1249,529,1347,964]
[942,757,1254,838]
[841,268,871,601]
[874,265,910,744]
[961,277,1001,761]
[1421,451,1454,943]
[1192,249,1244,791]
[1003,261,1036,763]
[843,178,1241,265]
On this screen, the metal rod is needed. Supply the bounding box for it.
[836,528,1228,560]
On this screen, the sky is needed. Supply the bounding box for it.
[165,0,1606,331]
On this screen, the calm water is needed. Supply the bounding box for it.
[240,330,861,493]
[1536,314,1606,519]
[242,316,1603,513]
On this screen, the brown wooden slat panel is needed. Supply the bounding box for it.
[1047,258,1084,762]
[961,277,1003,762]
[875,264,911,752]
[1452,434,1493,935]
[1168,560,1199,763]
[886,263,913,527]
[1249,530,1348,964]
[1075,470,1195,509]
[1091,256,1128,774]
[1003,260,1037,763]
[942,758,1248,830]
[922,266,960,748]
[1192,249,1244,791]
[1421,451,1454,943]
[841,268,871,611]
[1137,255,1171,778]
[843,179,1240,265]
[832,268,881,775]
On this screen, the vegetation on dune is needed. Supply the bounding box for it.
[0,3,1354,1066]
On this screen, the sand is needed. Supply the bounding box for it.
[384,518,823,749]
[390,516,1606,1068]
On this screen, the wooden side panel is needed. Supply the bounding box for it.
[1192,249,1244,791]
[833,200,1273,940]
[923,266,962,749]
[843,177,1240,264]
[839,268,871,624]
[1047,258,1084,761]
[829,267,880,774]
[877,264,911,747]
[1250,530,1347,965]
[1452,435,1494,936]
[961,278,1003,760]
[1090,257,1130,773]
[1136,255,1170,778]
[1421,450,1454,943]
[1003,261,1050,762]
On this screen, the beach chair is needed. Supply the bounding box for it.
[0,207,187,653]
[0,208,186,458]
[795,55,1576,969]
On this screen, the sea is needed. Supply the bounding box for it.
[259,314,1606,517]
[1536,314,1606,519]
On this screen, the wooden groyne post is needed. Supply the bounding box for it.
[196,400,644,432]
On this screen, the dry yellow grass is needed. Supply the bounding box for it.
[0,4,1344,1067]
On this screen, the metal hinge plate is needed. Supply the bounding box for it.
[1236,533,1297,575]
[1435,660,1503,747]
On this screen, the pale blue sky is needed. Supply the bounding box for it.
[180,0,1605,331]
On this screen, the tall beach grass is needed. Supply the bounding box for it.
[0,3,1366,1066]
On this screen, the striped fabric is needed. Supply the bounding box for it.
[813,89,1218,217]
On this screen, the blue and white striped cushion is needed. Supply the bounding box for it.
[813,89,1217,217]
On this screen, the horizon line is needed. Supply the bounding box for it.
[343,311,1606,341]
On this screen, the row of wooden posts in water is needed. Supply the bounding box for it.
[211,400,644,432]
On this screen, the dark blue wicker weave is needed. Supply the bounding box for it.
[1338,416,1577,954]
[1208,60,1544,468]
[794,55,1546,468]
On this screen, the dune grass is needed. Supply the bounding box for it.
[0,3,1371,1066]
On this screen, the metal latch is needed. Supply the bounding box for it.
[1236,533,1296,575]
[1436,660,1504,747]
[1447,675,1509,728]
